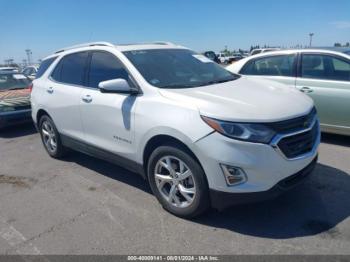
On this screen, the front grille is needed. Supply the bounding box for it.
[277,123,319,159]
[268,107,317,134]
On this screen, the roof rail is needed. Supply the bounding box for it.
[152,41,175,45]
[54,42,114,54]
[116,41,176,47]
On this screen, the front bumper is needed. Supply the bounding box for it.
[210,156,317,210]
[0,109,32,128]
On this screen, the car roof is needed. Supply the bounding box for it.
[115,42,187,52]
[247,48,350,59]
[43,41,187,60]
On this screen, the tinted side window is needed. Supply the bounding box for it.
[88,51,129,88]
[55,52,88,85]
[36,57,57,78]
[241,55,295,76]
[301,54,350,81]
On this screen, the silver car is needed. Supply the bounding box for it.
[227,48,350,136]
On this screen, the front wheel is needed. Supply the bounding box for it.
[147,145,210,218]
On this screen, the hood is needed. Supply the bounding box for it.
[159,77,314,122]
[0,89,31,109]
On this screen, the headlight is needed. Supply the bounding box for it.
[201,116,276,143]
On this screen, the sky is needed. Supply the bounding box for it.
[1,0,349,63]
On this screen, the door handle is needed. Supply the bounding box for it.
[47,87,54,94]
[82,95,92,103]
[300,87,313,93]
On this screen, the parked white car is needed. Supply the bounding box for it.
[0,67,19,73]
[31,42,320,217]
[226,49,350,136]
[217,53,230,64]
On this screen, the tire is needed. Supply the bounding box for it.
[147,145,210,218]
[39,115,67,158]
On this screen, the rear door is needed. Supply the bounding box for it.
[239,54,297,88]
[80,50,137,158]
[45,52,88,140]
[295,53,350,131]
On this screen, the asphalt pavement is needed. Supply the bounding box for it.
[0,123,349,254]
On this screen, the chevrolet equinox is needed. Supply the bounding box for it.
[31,42,320,218]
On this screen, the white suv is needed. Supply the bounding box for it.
[31,42,320,218]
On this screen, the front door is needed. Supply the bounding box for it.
[80,51,137,158]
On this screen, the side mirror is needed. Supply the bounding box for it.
[98,79,138,94]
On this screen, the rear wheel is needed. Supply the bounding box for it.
[147,145,209,218]
[39,115,66,158]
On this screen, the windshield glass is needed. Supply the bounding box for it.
[123,49,239,88]
[0,73,30,91]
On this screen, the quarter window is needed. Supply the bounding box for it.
[301,54,350,81]
[88,51,129,88]
[36,57,57,79]
[241,55,296,77]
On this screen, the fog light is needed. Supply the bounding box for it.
[220,164,247,186]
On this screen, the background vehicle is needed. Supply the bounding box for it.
[0,72,32,128]
[229,53,243,62]
[217,53,230,64]
[227,49,350,136]
[0,67,19,73]
[217,53,243,64]
[250,48,280,56]
[203,51,220,63]
[22,65,38,80]
[31,42,319,218]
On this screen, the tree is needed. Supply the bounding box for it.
[334,43,342,47]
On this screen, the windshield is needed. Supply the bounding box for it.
[123,49,239,88]
[0,73,30,91]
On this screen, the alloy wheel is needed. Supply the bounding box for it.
[154,156,196,208]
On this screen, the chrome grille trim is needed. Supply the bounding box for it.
[270,115,320,160]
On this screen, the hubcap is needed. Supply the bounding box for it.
[41,121,57,153]
[154,156,196,208]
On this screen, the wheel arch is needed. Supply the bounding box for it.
[36,109,52,125]
[142,134,208,185]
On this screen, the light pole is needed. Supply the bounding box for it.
[25,49,32,65]
[309,33,314,47]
